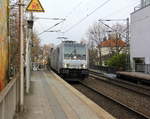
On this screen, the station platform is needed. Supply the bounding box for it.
[117,71,150,80]
[16,71,115,119]
[116,71,150,84]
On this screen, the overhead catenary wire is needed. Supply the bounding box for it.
[102,0,140,19]
[63,0,139,33]
[99,19,127,39]
[36,0,84,36]
[36,0,138,43]
[64,0,111,33]
[34,17,66,21]
[35,0,108,36]
[61,0,89,33]
[64,0,93,18]
[65,1,83,18]
[38,20,65,36]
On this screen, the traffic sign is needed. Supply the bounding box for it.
[26,0,45,12]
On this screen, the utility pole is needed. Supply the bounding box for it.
[26,13,33,93]
[126,18,130,71]
[25,0,44,93]
[18,0,24,111]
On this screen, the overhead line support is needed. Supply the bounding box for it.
[18,0,24,111]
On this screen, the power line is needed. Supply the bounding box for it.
[33,1,83,37]
[99,19,127,39]
[34,1,85,38]
[64,0,111,33]
[64,0,95,18]
[63,0,139,33]
[34,17,66,21]
[38,20,65,35]
[102,0,139,18]
[65,1,83,18]
[61,0,88,31]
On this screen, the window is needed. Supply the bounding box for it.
[64,44,86,60]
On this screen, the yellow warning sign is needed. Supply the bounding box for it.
[26,0,45,12]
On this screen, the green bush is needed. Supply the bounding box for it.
[106,54,127,70]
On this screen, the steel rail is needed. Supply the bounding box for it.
[79,80,149,119]
[89,70,150,96]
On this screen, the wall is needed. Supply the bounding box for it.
[0,0,8,91]
[130,5,150,65]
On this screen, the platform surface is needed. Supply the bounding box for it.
[117,71,150,81]
[17,71,115,119]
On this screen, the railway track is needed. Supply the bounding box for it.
[90,70,150,96]
[72,81,148,119]
[87,70,150,119]
[62,69,150,118]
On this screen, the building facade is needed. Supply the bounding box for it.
[130,0,150,73]
[98,35,127,66]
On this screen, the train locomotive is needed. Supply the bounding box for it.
[50,41,89,79]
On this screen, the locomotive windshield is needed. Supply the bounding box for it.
[64,44,86,60]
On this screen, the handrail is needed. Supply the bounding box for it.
[0,78,17,103]
[0,75,19,119]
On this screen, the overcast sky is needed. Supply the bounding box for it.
[33,0,140,45]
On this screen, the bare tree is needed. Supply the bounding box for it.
[106,33,126,56]
[9,0,29,74]
[86,22,107,66]
[9,0,20,75]
[41,43,55,67]
[31,33,42,62]
[108,23,127,55]
[86,22,127,66]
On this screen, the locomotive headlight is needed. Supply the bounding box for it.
[64,63,67,68]
[83,64,86,69]
[73,56,77,59]
[64,63,70,68]
[81,64,87,69]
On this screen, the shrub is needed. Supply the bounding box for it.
[106,54,127,70]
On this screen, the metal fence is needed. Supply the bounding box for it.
[135,64,150,74]
[90,65,117,74]
[0,77,19,119]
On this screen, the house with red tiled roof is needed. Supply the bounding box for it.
[100,39,126,55]
[97,35,127,66]
[100,39,126,47]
